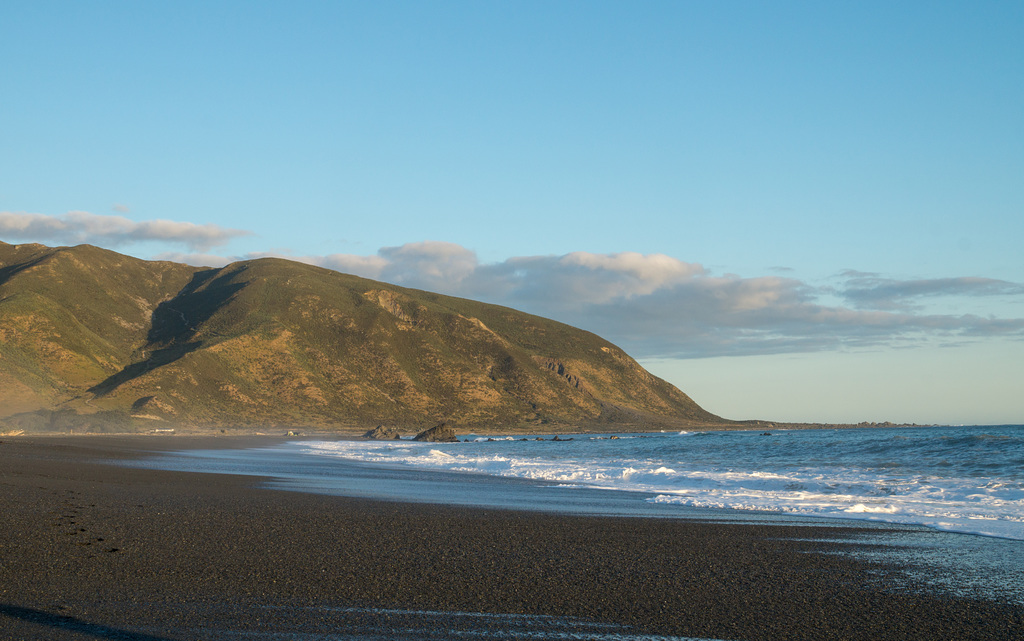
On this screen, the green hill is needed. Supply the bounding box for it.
[0,241,731,433]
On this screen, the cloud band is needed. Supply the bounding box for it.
[176,241,1024,359]
[5,213,1020,359]
[0,211,251,252]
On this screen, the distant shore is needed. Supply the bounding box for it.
[0,417,949,440]
[1,435,1021,640]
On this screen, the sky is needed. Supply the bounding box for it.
[2,1,1022,425]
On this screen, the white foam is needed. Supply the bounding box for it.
[296,435,1024,540]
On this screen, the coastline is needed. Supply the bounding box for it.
[1,436,1021,640]
[0,416,964,440]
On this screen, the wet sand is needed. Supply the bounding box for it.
[1,435,1021,640]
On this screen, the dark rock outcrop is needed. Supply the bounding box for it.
[364,425,401,440]
[413,422,458,442]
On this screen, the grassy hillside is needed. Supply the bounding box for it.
[0,241,730,433]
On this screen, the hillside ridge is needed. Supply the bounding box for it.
[0,241,732,434]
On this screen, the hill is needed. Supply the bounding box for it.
[0,241,731,434]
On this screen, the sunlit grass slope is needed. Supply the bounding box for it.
[0,241,727,433]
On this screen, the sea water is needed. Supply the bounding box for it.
[139,424,1024,605]
[288,424,1024,540]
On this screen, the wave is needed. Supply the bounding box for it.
[296,426,1024,540]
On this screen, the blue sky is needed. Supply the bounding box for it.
[3,1,1022,424]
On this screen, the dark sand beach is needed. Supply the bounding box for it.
[1,436,1021,640]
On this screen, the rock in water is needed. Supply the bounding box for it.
[413,422,458,442]
[363,425,401,440]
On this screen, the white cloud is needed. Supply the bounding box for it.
[38,234,1024,360]
[150,251,237,267]
[480,252,706,306]
[0,210,251,251]
[320,253,390,278]
[838,273,1024,311]
[378,241,479,285]
[291,242,1024,359]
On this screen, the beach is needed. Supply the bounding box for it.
[1,436,1021,640]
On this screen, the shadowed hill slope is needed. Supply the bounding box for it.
[0,241,730,433]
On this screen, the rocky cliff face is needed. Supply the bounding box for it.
[0,241,728,433]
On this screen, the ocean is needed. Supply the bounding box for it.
[138,424,1024,604]
[287,424,1024,540]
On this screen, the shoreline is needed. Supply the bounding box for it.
[2,436,1022,640]
[1,417,987,441]
[131,428,1024,543]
